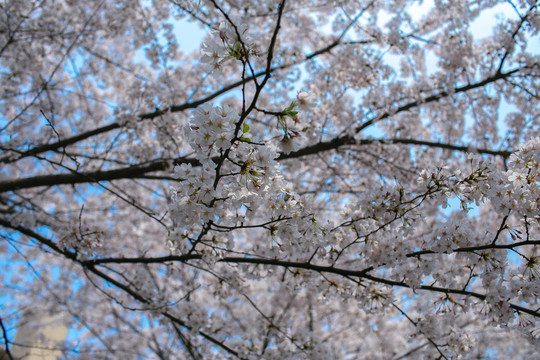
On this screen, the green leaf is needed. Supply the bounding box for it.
[286,110,298,118]
[239,137,251,142]
[242,123,250,133]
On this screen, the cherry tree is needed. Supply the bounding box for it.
[1,0,539,358]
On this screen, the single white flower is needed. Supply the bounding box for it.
[296,90,315,112]
[279,134,301,154]
[508,169,528,188]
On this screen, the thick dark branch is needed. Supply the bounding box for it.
[279,137,511,160]
[85,239,540,272]
[0,158,196,193]
[83,254,373,278]
[0,135,509,193]
[81,254,200,266]
[386,138,511,157]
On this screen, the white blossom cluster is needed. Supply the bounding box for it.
[493,138,540,217]
[201,22,255,76]
[168,99,328,260]
[415,138,540,222]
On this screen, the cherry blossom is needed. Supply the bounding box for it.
[1,0,540,359]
